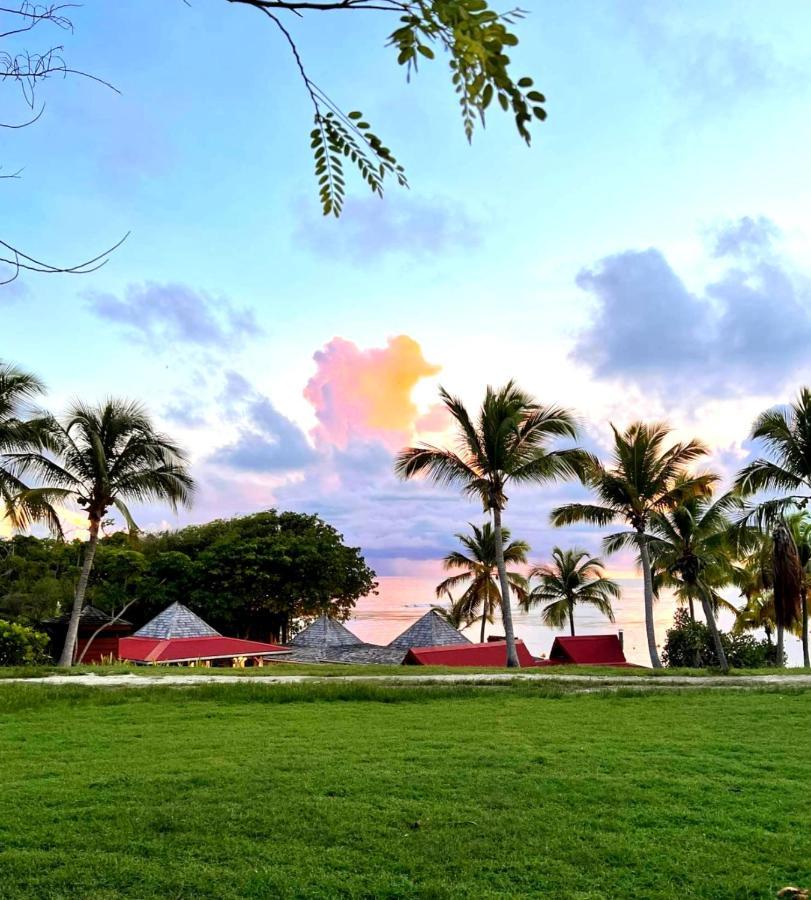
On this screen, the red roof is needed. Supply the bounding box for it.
[118,635,290,664]
[542,635,629,666]
[403,640,538,667]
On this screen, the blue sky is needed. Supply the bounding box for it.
[4,0,811,655]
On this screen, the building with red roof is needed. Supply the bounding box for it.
[118,603,290,667]
[538,634,631,666]
[402,639,537,667]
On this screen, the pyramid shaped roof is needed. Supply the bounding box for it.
[388,610,471,650]
[290,615,363,648]
[133,602,220,639]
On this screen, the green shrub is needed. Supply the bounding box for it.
[662,609,783,669]
[0,619,50,666]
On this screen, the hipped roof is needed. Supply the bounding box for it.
[388,610,471,650]
[133,602,220,639]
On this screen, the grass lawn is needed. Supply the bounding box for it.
[1,682,810,899]
[3,661,811,679]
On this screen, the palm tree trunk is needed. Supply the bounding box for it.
[492,506,520,668]
[700,595,729,674]
[802,587,810,668]
[688,598,695,622]
[58,518,100,667]
[637,530,662,668]
[569,598,575,636]
[776,623,785,667]
[479,611,486,644]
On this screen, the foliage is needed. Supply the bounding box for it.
[235,0,545,215]
[552,421,716,668]
[0,618,49,665]
[662,609,782,669]
[522,547,618,636]
[2,684,811,897]
[435,521,528,640]
[396,381,587,666]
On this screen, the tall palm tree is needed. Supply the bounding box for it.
[552,422,716,668]
[0,363,55,530]
[9,399,194,665]
[786,511,811,667]
[522,547,618,636]
[396,382,588,667]
[436,522,529,643]
[646,489,741,673]
[734,390,811,665]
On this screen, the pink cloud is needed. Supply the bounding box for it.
[304,335,441,450]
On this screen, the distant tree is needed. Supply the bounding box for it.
[552,422,715,668]
[397,382,587,667]
[435,521,529,642]
[522,547,618,637]
[140,510,377,642]
[225,0,546,215]
[645,487,741,674]
[786,511,811,667]
[9,400,194,666]
[735,390,811,665]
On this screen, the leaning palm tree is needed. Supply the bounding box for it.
[552,422,716,668]
[436,522,529,643]
[522,547,618,636]
[396,382,588,667]
[734,390,811,665]
[9,399,194,665]
[0,363,56,530]
[646,488,741,673]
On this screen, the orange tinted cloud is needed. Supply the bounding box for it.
[304,335,441,449]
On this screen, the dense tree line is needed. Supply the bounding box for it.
[1,510,377,643]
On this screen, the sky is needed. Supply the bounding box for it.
[3,0,811,663]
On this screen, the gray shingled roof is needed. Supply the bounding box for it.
[134,602,220,639]
[387,610,471,650]
[284,644,407,665]
[290,615,363,648]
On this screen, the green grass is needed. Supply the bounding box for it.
[3,661,811,679]
[1,682,810,898]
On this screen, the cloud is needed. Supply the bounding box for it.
[304,335,441,449]
[572,217,811,394]
[296,195,481,262]
[210,394,317,474]
[712,215,779,259]
[615,2,791,111]
[85,282,261,349]
[0,278,30,302]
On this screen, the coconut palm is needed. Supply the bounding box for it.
[646,488,741,673]
[436,522,529,643]
[396,382,588,667]
[522,547,618,636]
[8,399,194,665]
[786,511,811,667]
[0,363,56,530]
[552,422,716,668]
[734,390,811,664]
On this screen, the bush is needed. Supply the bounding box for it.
[662,609,783,669]
[0,619,50,666]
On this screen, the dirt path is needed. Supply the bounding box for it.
[3,672,811,689]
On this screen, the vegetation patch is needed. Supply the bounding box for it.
[1,684,810,898]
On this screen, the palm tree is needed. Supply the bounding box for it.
[552,422,716,668]
[786,511,811,667]
[734,390,811,665]
[0,363,55,530]
[522,547,618,636]
[436,522,529,643]
[646,489,741,673]
[396,382,587,667]
[9,399,194,665]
